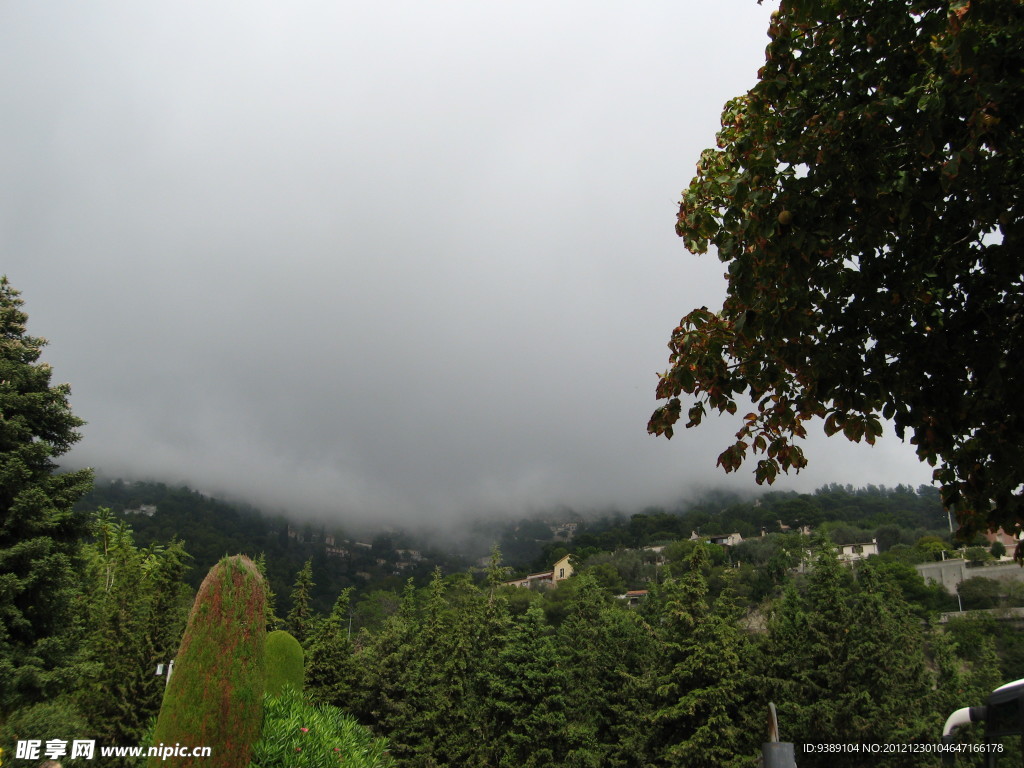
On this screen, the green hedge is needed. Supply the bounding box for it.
[265,630,304,697]
[148,555,267,768]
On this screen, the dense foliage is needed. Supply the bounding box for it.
[77,509,192,750]
[0,276,93,714]
[314,545,1004,768]
[5,480,1020,767]
[648,0,1024,541]
[265,630,305,698]
[149,556,267,768]
[252,687,395,768]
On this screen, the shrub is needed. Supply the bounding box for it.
[965,546,992,567]
[958,577,1002,610]
[148,555,267,767]
[265,630,304,697]
[0,698,90,767]
[251,686,395,768]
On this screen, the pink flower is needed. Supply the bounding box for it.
[300,727,309,733]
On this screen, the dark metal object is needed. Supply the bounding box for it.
[942,678,1024,767]
[761,702,797,768]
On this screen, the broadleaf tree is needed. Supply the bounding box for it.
[648,1,1024,540]
[78,508,192,749]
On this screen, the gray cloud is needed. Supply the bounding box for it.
[1,1,933,523]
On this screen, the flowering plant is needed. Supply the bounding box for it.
[249,687,394,768]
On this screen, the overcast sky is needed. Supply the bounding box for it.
[1,1,934,524]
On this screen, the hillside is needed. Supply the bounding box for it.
[75,478,953,613]
[75,480,467,615]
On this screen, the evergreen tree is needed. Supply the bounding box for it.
[396,569,494,767]
[352,572,512,768]
[305,588,358,707]
[252,686,396,768]
[839,563,934,748]
[286,558,315,645]
[762,542,936,767]
[411,571,474,765]
[352,581,422,760]
[0,276,93,714]
[264,630,304,697]
[487,600,567,768]
[934,616,1003,721]
[762,540,855,751]
[648,544,753,768]
[554,572,655,768]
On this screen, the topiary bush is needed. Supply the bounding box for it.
[250,686,395,768]
[148,555,267,768]
[265,629,304,697]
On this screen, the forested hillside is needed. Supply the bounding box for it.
[75,480,468,615]
[8,480,1023,766]
[75,478,958,617]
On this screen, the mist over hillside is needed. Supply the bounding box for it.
[76,475,949,614]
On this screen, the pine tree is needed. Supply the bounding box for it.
[286,558,315,645]
[305,588,357,706]
[0,276,94,714]
[399,569,492,767]
[762,539,855,751]
[352,581,422,761]
[410,570,471,765]
[762,542,937,767]
[487,600,567,768]
[554,572,656,768]
[838,563,934,748]
[932,616,1003,727]
[644,544,754,767]
[351,572,511,767]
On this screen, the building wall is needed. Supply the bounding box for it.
[917,559,1024,594]
[917,559,968,593]
[552,554,574,583]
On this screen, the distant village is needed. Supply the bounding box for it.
[493,521,1024,609]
